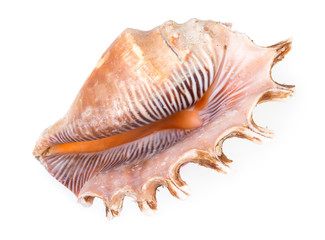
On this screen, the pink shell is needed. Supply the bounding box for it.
[33,19,294,219]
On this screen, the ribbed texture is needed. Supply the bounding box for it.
[41,129,189,194]
[47,49,215,146]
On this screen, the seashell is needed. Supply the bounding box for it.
[33,18,294,219]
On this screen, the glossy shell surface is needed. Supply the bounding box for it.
[33,19,294,219]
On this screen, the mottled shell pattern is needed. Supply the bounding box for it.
[33,19,294,219]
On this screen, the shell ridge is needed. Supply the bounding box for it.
[196,46,215,85]
[191,54,210,92]
[140,82,162,119]
[128,85,153,125]
[133,84,157,123]
[177,65,195,106]
[184,62,199,100]
[188,57,205,97]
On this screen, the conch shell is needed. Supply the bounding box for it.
[33,19,294,219]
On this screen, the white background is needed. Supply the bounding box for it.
[1,0,324,239]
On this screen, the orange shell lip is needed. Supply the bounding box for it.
[33,19,294,219]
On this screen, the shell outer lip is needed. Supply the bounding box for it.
[77,81,294,220]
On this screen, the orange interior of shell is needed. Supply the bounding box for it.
[48,108,203,155]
